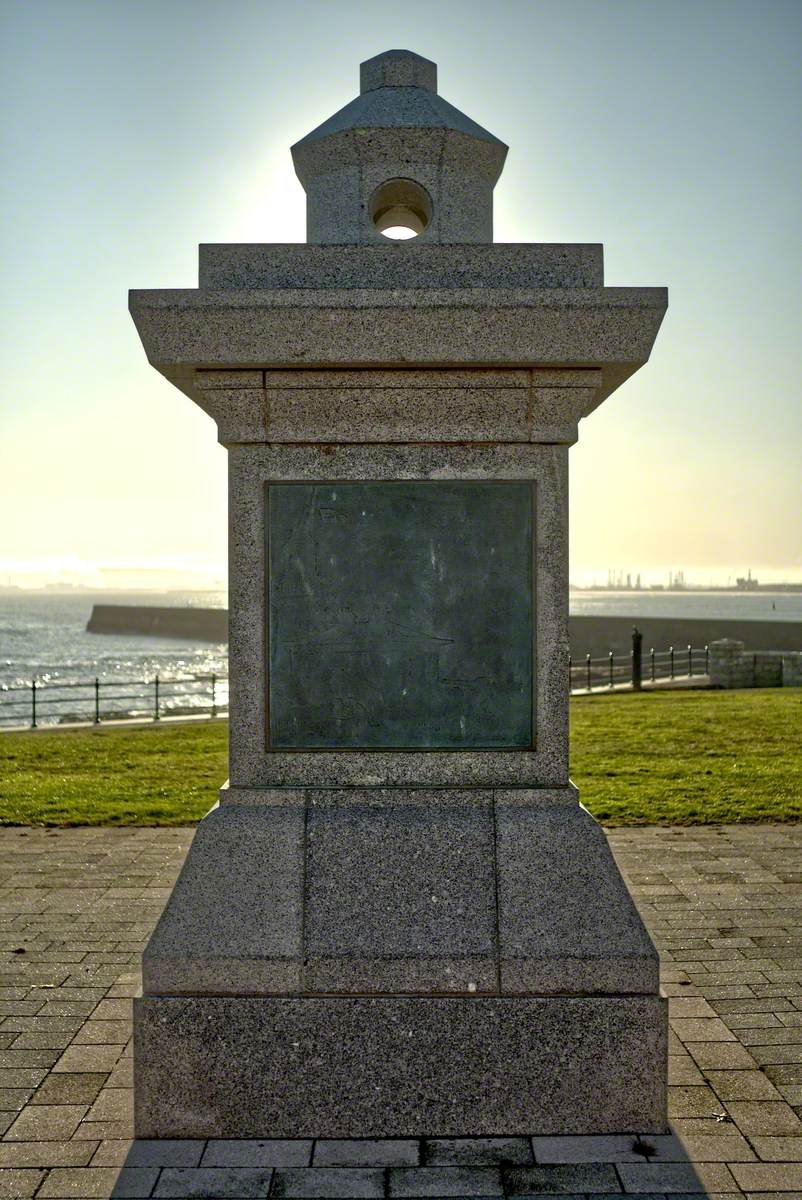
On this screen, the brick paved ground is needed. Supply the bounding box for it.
[0,824,801,1198]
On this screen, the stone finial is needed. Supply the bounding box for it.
[360,49,437,93]
[291,49,507,245]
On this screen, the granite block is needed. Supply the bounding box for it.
[495,802,660,995]
[133,995,667,1137]
[227,442,568,791]
[303,792,497,993]
[194,387,267,445]
[129,285,668,411]
[264,380,530,443]
[360,49,437,93]
[198,244,604,291]
[142,803,304,995]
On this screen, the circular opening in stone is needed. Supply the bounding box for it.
[369,178,432,240]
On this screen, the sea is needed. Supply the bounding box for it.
[1,588,800,727]
[0,592,228,728]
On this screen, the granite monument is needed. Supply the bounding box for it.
[130,49,669,1137]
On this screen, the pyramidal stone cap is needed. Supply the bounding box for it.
[291,49,508,245]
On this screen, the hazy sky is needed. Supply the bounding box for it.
[1,0,800,587]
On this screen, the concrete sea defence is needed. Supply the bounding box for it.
[569,615,801,657]
[86,604,227,642]
[86,604,800,657]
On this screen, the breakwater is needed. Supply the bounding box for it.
[85,605,800,657]
[569,616,801,657]
[86,605,227,642]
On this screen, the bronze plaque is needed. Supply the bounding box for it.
[267,481,533,749]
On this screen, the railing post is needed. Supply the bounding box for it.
[705,644,709,674]
[609,650,614,688]
[670,645,675,679]
[631,625,643,691]
[688,644,693,678]
[94,677,101,724]
[154,675,160,721]
[650,648,655,682]
[31,679,36,729]
[211,672,217,719]
[586,652,591,691]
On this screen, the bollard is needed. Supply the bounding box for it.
[31,679,36,729]
[94,677,101,724]
[211,673,217,719]
[154,675,160,721]
[632,626,643,690]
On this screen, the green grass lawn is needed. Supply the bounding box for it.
[0,688,799,826]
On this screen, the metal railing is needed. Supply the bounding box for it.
[569,636,709,694]
[1,631,710,729]
[0,673,228,729]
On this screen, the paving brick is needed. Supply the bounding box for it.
[668,1054,706,1084]
[0,1086,35,1111]
[127,1139,205,1167]
[84,1087,133,1122]
[37,1165,159,1197]
[677,1131,756,1160]
[88,1140,133,1166]
[617,1159,738,1192]
[725,1100,802,1134]
[313,1139,415,1167]
[423,1138,531,1166]
[668,1085,727,1118]
[389,1166,503,1196]
[707,1070,783,1101]
[503,1162,620,1193]
[31,1072,107,1105]
[686,1040,759,1069]
[731,1161,802,1191]
[0,1170,45,1199]
[530,1133,684,1162]
[52,1043,124,1073]
[72,1019,131,1044]
[5,1102,87,1140]
[751,1135,802,1161]
[0,1139,97,1168]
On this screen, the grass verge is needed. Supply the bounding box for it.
[0,688,799,826]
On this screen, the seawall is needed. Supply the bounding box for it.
[86,605,228,642]
[86,605,800,657]
[569,616,802,657]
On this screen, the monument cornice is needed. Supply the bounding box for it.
[129,283,667,407]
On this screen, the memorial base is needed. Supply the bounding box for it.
[134,791,667,1137]
[134,993,667,1137]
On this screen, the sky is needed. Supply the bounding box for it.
[1,0,800,589]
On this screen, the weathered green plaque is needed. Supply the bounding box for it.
[267,481,533,749]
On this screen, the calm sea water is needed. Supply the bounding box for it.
[0,588,799,726]
[0,592,228,727]
[568,590,802,621]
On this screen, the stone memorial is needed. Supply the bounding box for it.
[130,49,669,1137]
